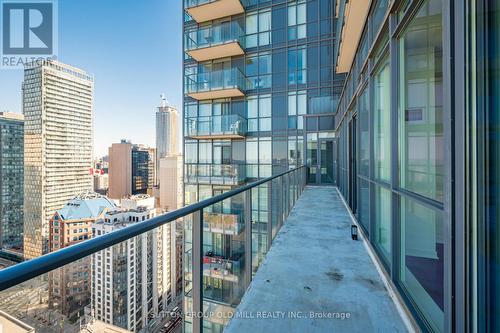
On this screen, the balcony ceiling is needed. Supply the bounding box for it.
[336,0,371,73]
[187,88,245,101]
[187,42,245,62]
[187,0,245,23]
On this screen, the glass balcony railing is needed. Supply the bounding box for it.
[186,68,249,100]
[185,163,246,185]
[0,166,306,333]
[203,253,242,283]
[184,0,246,23]
[203,211,243,235]
[186,21,245,61]
[186,114,247,139]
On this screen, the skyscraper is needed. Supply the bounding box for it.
[108,140,155,199]
[156,97,179,163]
[183,0,343,331]
[0,112,24,258]
[22,60,94,260]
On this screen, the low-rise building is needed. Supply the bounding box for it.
[48,192,116,320]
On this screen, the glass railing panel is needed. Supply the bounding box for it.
[250,183,269,275]
[185,21,245,51]
[0,216,186,333]
[201,190,248,332]
[186,114,247,137]
[185,68,248,94]
[185,163,246,185]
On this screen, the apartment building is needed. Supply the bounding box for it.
[182,0,344,331]
[91,196,172,332]
[22,60,94,259]
[48,192,116,319]
[0,112,24,258]
[333,0,500,332]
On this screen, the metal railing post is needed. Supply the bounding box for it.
[192,209,203,333]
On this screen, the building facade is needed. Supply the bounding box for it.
[90,199,172,332]
[22,60,94,259]
[156,99,179,170]
[333,0,500,332]
[159,155,183,211]
[0,112,24,257]
[108,140,155,199]
[48,192,116,319]
[182,0,343,331]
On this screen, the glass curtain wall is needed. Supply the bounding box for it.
[335,0,446,332]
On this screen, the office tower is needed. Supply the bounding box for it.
[48,191,116,318]
[156,97,179,162]
[183,0,343,330]
[91,197,171,332]
[22,60,94,260]
[108,140,155,199]
[0,112,24,258]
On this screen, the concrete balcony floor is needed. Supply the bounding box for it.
[225,186,411,333]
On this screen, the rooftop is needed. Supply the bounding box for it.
[57,191,116,220]
[225,186,412,333]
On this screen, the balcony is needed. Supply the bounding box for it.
[186,68,248,100]
[185,0,245,23]
[225,187,411,333]
[186,114,247,139]
[203,254,242,283]
[185,163,246,185]
[0,167,306,333]
[186,21,245,62]
[203,211,243,235]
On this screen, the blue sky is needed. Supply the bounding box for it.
[0,0,183,157]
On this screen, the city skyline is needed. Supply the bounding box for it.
[0,0,183,157]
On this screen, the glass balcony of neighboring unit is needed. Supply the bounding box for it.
[186,21,245,62]
[203,253,242,283]
[186,68,248,100]
[186,114,247,139]
[185,163,246,185]
[203,210,243,235]
[185,0,245,23]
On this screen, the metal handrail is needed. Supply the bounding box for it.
[0,166,305,291]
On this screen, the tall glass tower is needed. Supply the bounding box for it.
[182,1,343,331]
[22,60,94,260]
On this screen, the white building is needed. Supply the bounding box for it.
[155,97,178,180]
[22,60,94,259]
[159,155,183,211]
[91,197,173,332]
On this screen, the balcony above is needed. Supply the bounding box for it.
[185,0,245,23]
[225,186,412,333]
[203,211,243,235]
[185,163,246,185]
[186,68,248,100]
[186,114,247,140]
[186,22,245,62]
